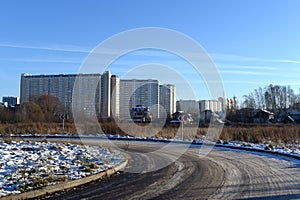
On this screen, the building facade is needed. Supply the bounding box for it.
[176,100,199,113]
[159,84,176,118]
[110,75,120,118]
[72,73,101,117]
[20,72,177,121]
[199,100,222,112]
[2,96,19,107]
[100,71,111,118]
[21,73,103,116]
[218,97,238,112]
[119,79,159,119]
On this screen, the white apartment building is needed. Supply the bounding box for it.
[72,74,101,117]
[176,100,199,113]
[20,72,176,121]
[199,100,222,112]
[111,75,120,118]
[159,84,176,118]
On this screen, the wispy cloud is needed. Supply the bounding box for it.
[0,43,91,53]
[218,64,278,71]
[270,59,300,64]
[211,53,300,65]
[0,57,82,64]
[219,69,300,79]
[220,70,268,76]
[1,42,300,68]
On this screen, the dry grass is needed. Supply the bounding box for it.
[0,122,77,135]
[0,122,299,148]
[219,124,300,147]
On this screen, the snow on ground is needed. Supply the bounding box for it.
[0,133,298,197]
[220,140,300,157]
[12,133,300,158]
[0,141,124,197]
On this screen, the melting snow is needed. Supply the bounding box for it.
[0,141,124,197]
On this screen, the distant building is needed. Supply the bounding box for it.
[119,79,159,119]
[253,109,274,123]
[218,97,238,112]
[100,71,111,118]
[0,102,8,108]
[21,73,79,115]
[171,111,193,124]
[20,72,119,118]
[199,100,222,113]
[130,105,152,123]
[111,75,120,118]
[286,109,300,123]
[159,84,176,119]
[176,100,199,113]
[237,108,255,123]
[292,102,300,110]
[71,73,101,117]
[2,96,19,107]
[20,72,176,121]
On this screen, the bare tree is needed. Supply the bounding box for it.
[254,87,265,109]
[33,94,65,122]
[17,102,45,122]
[242,93,256,108]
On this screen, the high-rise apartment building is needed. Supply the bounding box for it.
[20,73,102,116]
[119,79,159,119]
[72,74,101,117]
[159,84,176,118]
[199,100,222,112]
[111,75,120,118]
[100,71,111,118]
[21,73,75,114]
[20,72,176,121]
[176,99,199,113]
[217,97,238,112]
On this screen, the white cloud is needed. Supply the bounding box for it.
[0,57,82,64]
[211,53,300,65]
[0,43,91,53]
[218,64,278,71]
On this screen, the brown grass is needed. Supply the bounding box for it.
[0,122,77,135]
[0,122,299,148]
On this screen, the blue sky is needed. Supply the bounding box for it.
[1,0,300,103]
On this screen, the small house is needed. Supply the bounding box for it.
[170,111,193,124]
[287,109,300,123]
[253,109,274,123]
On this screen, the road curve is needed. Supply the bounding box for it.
[43,140,300,200]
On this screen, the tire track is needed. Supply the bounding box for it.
[43,141,300,200]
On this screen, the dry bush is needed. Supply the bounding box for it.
[0,121,299,148]
[218,124,300,146]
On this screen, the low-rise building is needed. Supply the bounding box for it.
[171,111,193,124]
[2,96,19,107]
[130,105,152,123]
[253,109,274,123]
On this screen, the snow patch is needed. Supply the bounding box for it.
[0,141,124,197]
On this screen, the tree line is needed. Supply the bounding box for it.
[0,95,65,123]
[242,84,300,111]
